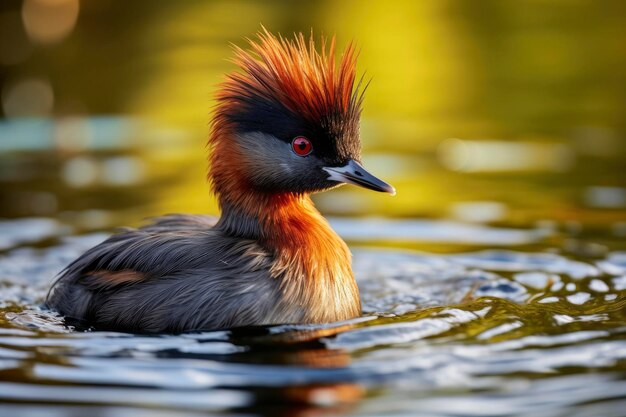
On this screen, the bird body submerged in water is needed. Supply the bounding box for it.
[47,30,395,333]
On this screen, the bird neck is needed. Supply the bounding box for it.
[216,188,341,254]
[214,184,361,322]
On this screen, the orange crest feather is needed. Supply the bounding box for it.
[216,28,364,125]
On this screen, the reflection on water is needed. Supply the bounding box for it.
[0,218,625,416]
[1,0,626,416]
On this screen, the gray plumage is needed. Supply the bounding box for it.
[47,215,302,333]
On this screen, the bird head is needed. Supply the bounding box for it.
[209,29,395,199]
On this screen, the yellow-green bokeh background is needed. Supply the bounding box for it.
[1,0,625,232]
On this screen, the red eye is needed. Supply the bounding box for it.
[292,136,313,156]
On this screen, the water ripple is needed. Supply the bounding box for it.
[0,228,624,416]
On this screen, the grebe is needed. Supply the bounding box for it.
[47,29,394,333]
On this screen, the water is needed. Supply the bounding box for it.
[2,1,626,415]
[0,215,625,416]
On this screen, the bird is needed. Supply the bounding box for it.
[46,29,395,333]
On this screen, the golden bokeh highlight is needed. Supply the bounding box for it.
[22,0,80,45]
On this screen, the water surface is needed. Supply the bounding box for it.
[0,214,625,416]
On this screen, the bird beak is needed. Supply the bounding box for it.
[323,159,396,195]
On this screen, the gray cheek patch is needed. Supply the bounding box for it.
[234,131,319,190]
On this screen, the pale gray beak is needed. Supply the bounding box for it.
[323,159,396,195]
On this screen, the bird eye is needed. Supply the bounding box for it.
[291,136,313,156]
